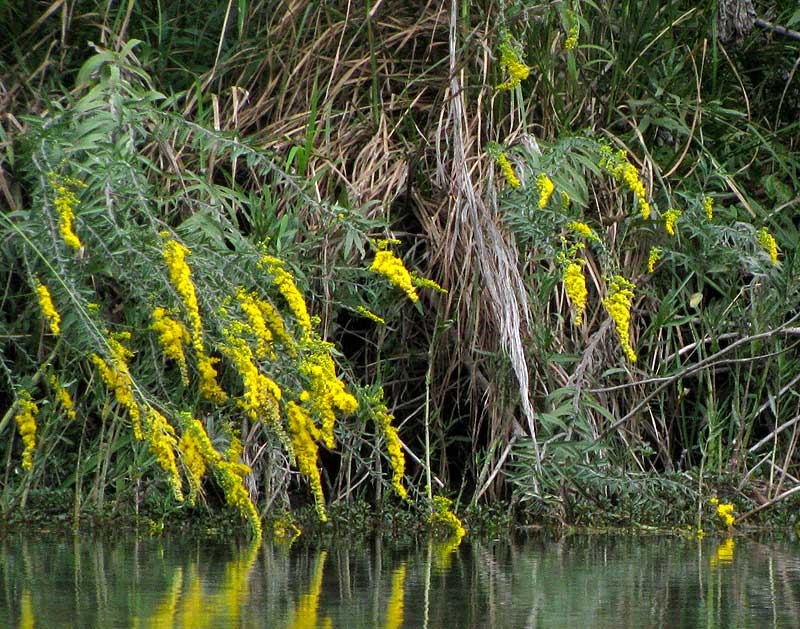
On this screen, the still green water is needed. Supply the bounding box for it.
[1,531,799,628]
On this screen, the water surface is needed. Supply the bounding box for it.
[2,530,799,627]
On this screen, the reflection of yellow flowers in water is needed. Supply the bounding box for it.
[757,227,778,265]
[710,497,735,527]
[603,275,637,362]
[711,538,735,566]
[143,566,183,628]
[496,39,530,90]
[20,588,34,629]
[496,152,521,189]
[14,391,38,470]
[536,173,555,209]
[384,563,407,629]
[289,551,332,629]
[35,280,61,335]
[664,208,682,236]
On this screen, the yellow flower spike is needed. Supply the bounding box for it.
[48,173,85,250]
[566,221,600,243]
[263,260,313,338]
[145,407,184,502]
[599,147,651,219]
[715,501,735,527]
[356,306,386,324]
[178,427,207,505]
[35,280,61,336]
[220,332,281,423]
[496,152,521,189]
[92,331,142,439]
[197,353,227,403]
[412,274,448,294]
[430,496,466,541]
[647,247,662,273]
[664,208,682,236]
[14,391,39,470]
[215,441,262,540]
[603,275,637,362]
[495,40,530,90]
[370,249,419,302]
[236,288,275,359]
[163,240,204,349]
[563,262,588,327]
[536,173,555,209]
[704,196,714,220]
[287,400,327,521]
[151,307,190,385]
[50,375,77,420]
[564,23,580,50]
[372,398,408,499]
[757,227,779,265]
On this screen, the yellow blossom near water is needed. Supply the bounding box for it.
[599,146,651,219]
[50,375,76,420]
[664,208,682,236]
[48,172,85,250]
[563,261,588,326]
[647,247,662,273]
[704,196,714,220]
[496,152,521,188]
[374,402,408,499]
[151,308,190,384]
[356,305,385,324]
[92,331,142,439]
[603,275,637,362]
[757,227,778,265]
[178,425,207,505]
[215,440,262,540]
[371,249,419,302]
[35,280,61,336]
[567,221,600,243]
[145,407,184,501]
[220,331,281,422]
[496,40,530,90]
[710,497,735,527]
[430,495,466,542]
[288,551,329,629]
[287,400,327,521]
[14,391,38,470]
[163,240,203,346]
[536,173,555,209]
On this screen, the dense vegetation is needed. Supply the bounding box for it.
[1,0,798,540]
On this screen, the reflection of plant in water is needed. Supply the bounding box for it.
[289,550,332,629]
[710,538,735,567]
[19,588,34,629]
[384,563,407,629]
[143,566,184,627]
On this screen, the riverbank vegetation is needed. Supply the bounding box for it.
[1,0,798,541]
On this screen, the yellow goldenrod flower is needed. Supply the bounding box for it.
[163,240,204,348]
[603,275,637,362]
[563,262,588,326]
[567,221,600,243]
[14,391,38,470]
[371,249,419,302]
[92,331,142,439]
[178,426,207,505]
[430,496,466,542]
[215,439,262,539]
[704,196,713,220]
[564,24,580,50]
[647,247,662,273]
[35,280,61,336]
[145,407,184,501]
[374,402,408,499]
[220,331,281,423]
[496,152,521,188]
[599,146,650,219]
[757,227,779,265]
[372,238,402,251]
[356,306,385,324]
[714,500,735,527]
[412,274,448,294]
[50,375,77,420]
[197,354,228,403]
[236,288,276,359]
[48,173,85,250]
[496,40,530,90]
[287,400,327,521]
[536,173,555,209]
[664,208,682,236]
[262,258,313,338]
[151,307,190,385]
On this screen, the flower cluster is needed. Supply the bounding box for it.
[355,305,385,324]
[567,221,600,243]
[48,172,84,250]
[496,152,521,188]
[647,246,662,273]
[563,261,588,326]
[214,439,262,539]
[664,208,682,236]
[92,331,142,439]
[704,196,714,221]
[373,400,408,499]
[495,40,530,90]
[603,275,637,362]
[412,275,447,294]
[536,173,555,209]
[430,495,466,542]
[50,375,77,420]
[236,288,275,359]
[145,407,183,501]
[151,308,190,384]
[599,146,650,219]
[178,421,207,505]
[757,227,778,265]
[370,249,419,303]
[287,401,327,521]
[564,23,580,50]
[35,280,61,336]
[261,256,313,339]
[14,391,38,470]
[220,330,281,423]
[710,497,735,527]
